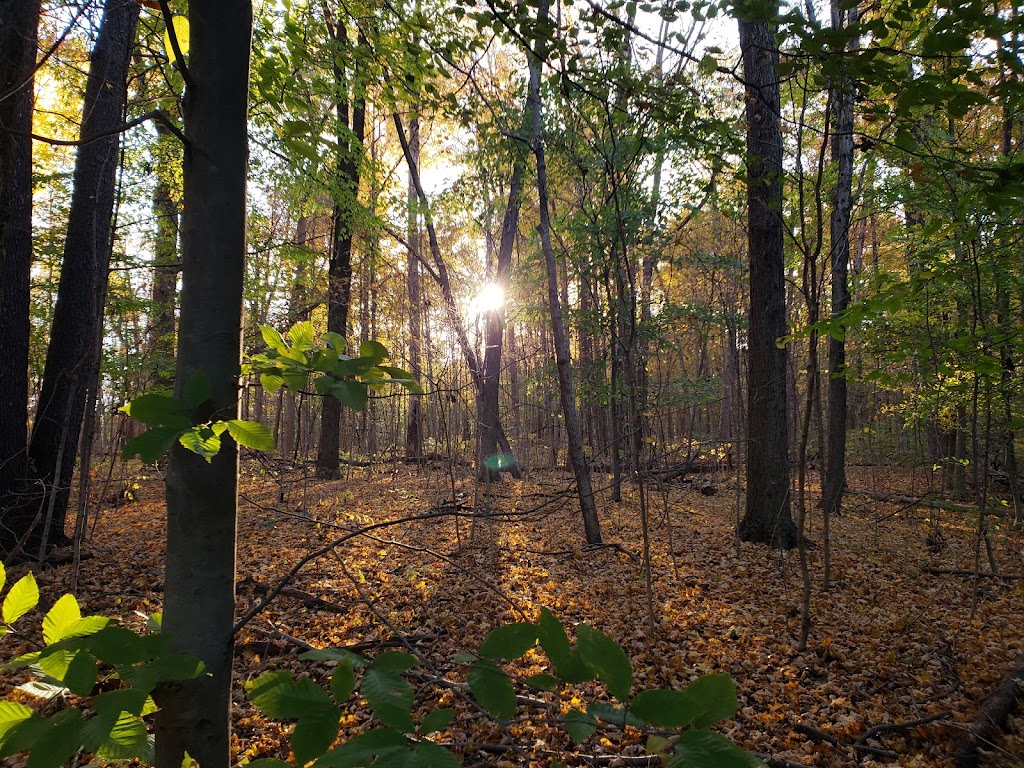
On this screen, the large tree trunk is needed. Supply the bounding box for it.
[154,3,251,767]
[529,0,602,545]
[26,0,139,554]
[737,0,797,549]
[317,26,366,479]
[0,0,40,534]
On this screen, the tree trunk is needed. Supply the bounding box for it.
[405,108,424,462]
[737,0,797,549]
[149,119,181,391]
[529,0,601,545]
[26,0,139,553]
[317,26,365,479]
[153,2,251,766]
[0,0,40,528]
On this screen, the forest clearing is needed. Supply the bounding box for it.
[4,463,1023,767]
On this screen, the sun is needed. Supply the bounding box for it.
[476,283,505,314]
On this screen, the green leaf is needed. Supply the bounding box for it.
[576,624,632,701]
[42,594,81,645]
[61,615,109,639]
[62,649,98,695]
[467,659,516,720]
[451,651,476,664]
[358,340,389,362]
[411,740,460,768]
[330,380,368,411]
[322,331,346,353]
[3,572,39,624]
[330,658,355,704]
[178,426,222,460]
[282,370,309,393]
[37,647,76,682]
[669,728,764,768]
[524,672,559,691]
[246,671,333,720]
[699,53,718,76]
[85,626,166,665]
[261,325,289,353]
[479,622,537,660]
[0,713,47,759]
[95,712,153,763]
[92,688,153,717]
[536,607,591,684]
[23,711,84,768]
[587,701,646,728]
[180,369,212,408]
[245,761,294,768]
[225,419,275,451]
[122,425,183,464]
[0,701,33,742]
[299,647,366,666]
[0,562,7,594]
[418,707,454,735]
[313,727,407,768]
[292,705,341,766]
[119,393,189,428]
[362,653,417,733]
[288,320,316,350]
[683,674,739,728]
[117,653,204,692]
[162,15,190,65]
[563,709,597,743]
[260,373,285,393]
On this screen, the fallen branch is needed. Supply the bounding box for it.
[954,656,1024,768]
[921,567,1022,580]
[850,489,1009,517]
[239,576,350,614]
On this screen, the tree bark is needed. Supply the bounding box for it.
[26,0,140,553]
[317,26,366,479]
[153,2,251,766]
[737,0,797,549]
[405,108,424,462]
[529,0,602,545]
[0,0,40,529]
[148,119,181,391]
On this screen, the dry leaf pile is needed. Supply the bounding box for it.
[4,464,1023,767]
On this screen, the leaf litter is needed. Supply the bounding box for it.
[4,464,1023,767]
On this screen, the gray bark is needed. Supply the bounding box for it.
[154,2,251,766]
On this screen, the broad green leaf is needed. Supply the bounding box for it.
[330,658,355,704]
[576,624,632,701]
[95,712,152,763]
[225,419,275,451]
[536,607,591,683]
[117,653,204,692]
[524,672,559,691]
[313,727,407,768]
[260,373,285,393]
[42,594,81,645]
[282,370,309,393]
[61,615,109,640]
[411,740,459,768]
[0,702,33,741]
[92,688,152,717]
[0,714,48,759]
[261,325,289,353]
[3,572,39,624]
[418,707,454,735]
[119,393,188,428]
[178,426,222,461]
[479,622,537,660]
[23,708,84,768]
[288,320,315,350]
[85,626,166,665]
[37,647,76,682]
[322,331,346,353]
[246,671,333,720]
[587,701,646,728]
[451,651,476,664]
[682,674,739,728]
[180,369,212,408]
[563,709,597,743]
[122,426,182,464]
[669,728,764,768]
[162,15,190,65]
[358,340,389,361]
[699,53,718,76]
[62,650,98,695]
[0,562,6,594]
[362,653,416,732]
[467,659,516,720]
[330,380,368,411]
[292,705,341,766]
[631,688,697,728]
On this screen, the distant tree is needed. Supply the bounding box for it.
[0,0,39,520]
[736,0,798,549]
[23,0,140,555]
[153,2,252,765]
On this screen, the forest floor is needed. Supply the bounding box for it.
[4,463,1024,767]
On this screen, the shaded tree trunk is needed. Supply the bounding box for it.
[529,0,601,545]
[0,0,40,527]
[317,26,366,479]
[737,0,797,549]
[153,2,252,766]
[25,0,139,552]
[405,108,424,461]
[149,119,181,390]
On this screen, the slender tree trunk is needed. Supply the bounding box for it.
[149,119,181,390]
[0,0,40,528]
[27,0,139,551]
[529,0,601,545]
[405,108,424,461]
[737,0,797,549]
[154,3,251,767]
[317,27,365,479]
